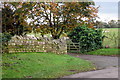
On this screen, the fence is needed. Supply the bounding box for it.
[67,39,80,53]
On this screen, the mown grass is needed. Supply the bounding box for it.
[2,52,95,78]
[87,48,119,56]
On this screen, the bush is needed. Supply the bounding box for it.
[68,25,104,53]
[0,33,12,53]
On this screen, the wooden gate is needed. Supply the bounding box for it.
[67,39,80,53]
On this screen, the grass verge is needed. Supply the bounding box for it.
[87,48,119,56]
[2,52,95,78]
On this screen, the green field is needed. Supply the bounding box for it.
[87,48,119,56]
[102,28,119,48]
[2,52,95,78]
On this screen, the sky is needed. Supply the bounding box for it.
[93,0,118,22]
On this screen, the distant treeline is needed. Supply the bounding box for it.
[95,20,119,28]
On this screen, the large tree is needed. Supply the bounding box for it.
[2,2,98,39]
[29,2,98,39]
[2,2,33,53]
[2,2,33,36]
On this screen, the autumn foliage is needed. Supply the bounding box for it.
[2,2,98,39]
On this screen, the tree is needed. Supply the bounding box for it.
[108,20,118,28]
[2,2,33,36]
[2,2,98,39]
[2,2,33,53]
[95,21,110,28]
[29,2,98,39]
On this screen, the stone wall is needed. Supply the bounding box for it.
[8,36,68,54]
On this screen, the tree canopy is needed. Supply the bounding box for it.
[2,2,33,53]
[29,2,98,39]
[2,2,98,39]
[2,2,32,36]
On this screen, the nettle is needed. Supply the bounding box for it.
[68,25,104,53]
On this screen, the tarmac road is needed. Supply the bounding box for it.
[63,53,118,78]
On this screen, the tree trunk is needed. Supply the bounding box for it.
[52,35,60,39]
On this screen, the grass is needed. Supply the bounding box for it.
[2,52,95,78]
[87,48,119,56]
[102,28,120,48]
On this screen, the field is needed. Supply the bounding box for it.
[102,28,119,48]
[2,52,95,78]
[87,48,119,56]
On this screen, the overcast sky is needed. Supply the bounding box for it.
[93,0,118,22]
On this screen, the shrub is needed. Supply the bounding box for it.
[0,33,12,53]
[68,25,104,53]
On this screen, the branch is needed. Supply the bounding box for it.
[44,8,53,27]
